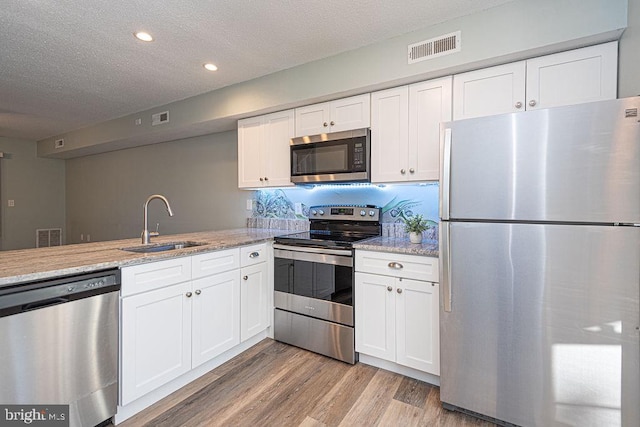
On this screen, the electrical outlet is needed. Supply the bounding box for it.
[7,199,14,207]
[135,118,142,125]
[86,234,91,242]
[80,233,84,241]
[54,139,64,149]
[295,202,303,215]
[246,199,253,210]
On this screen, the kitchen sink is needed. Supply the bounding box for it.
[121,241,206,253]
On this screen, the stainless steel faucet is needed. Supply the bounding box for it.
[141,194,174,244]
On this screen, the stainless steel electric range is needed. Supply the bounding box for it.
[273,204,381,364]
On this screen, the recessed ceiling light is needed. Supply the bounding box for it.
[203,63,218,71]
[134,31,154,42]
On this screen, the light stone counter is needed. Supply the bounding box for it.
[353,236,439,257]
[0,228,285,287]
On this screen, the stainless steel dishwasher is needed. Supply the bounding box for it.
[0,269,120,427]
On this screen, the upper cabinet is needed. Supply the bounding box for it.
[371,77,452,183]
[294,94,370,137]
[238,109,294,189]
[453,42,618,120]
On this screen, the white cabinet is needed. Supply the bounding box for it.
[294,94,370,136]
[453,42,618,120]
[121,263,192,405]
[371,77,452,183]
[355,251,440,375]
[240,244,269,341]
[121,247,253,405]
[238,109,294,188]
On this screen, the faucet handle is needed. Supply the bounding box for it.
[150,223,160,237]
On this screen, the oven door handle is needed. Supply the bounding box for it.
[273,247,353,267]
[273,244,353,257]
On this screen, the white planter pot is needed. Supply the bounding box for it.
[409,231,423,244]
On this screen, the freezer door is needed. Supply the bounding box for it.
[440,222,639,427]
[443,97,640,223]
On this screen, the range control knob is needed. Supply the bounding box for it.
[318,209,325,215]
[360,210,366,216]
[311,210,317,216]
[369,210,376,217]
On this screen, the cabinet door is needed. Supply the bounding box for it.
[371,86,409,183]
[263,110,294,187]
[408,77,452,181]
[453,62,526,120]
[237,116,265,188]
[295,102,330,136]
[395,279,440,374]
[355,272,395,362]
[526,41,617,110]
[121,282,192,405]
[191,270,241,368]
[240,262,269,341]
[329,94,371,132]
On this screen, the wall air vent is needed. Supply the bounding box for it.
[408,31,461,64]
[151,111,169,126]
[36,228,62,248]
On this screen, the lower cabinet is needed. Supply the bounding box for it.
[355,251,440,376]
[120,243,270,406]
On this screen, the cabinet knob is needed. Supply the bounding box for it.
[249,251,260,258]
[195,289,201,295]
[529,100,537,107]
[330,121,335,126]
[388,262,404,269]
[186,292,192,298]
[387,286,393,292]
[400,169,406,174]
[264,176,268,181]
[409,168,415,174]
[259,177,264,182]
[515,101,523,109]
[323,122,328,127]
[243,275,249,281]
[397,288,403,294]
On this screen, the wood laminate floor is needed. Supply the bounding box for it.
[115,339,494,427]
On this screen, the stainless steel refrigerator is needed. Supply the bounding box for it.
[439,97,640,427]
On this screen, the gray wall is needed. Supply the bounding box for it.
[65,131,247,243]
[0,138,65,250]
[38,0,627,158]
[619,0,640,97]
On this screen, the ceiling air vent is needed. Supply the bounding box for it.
[408,31,461,64]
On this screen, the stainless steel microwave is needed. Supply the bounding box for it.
[290,128,371,184]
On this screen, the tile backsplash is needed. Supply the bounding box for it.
[247,183,439,240]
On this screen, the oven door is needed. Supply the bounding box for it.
[273,245,354,326]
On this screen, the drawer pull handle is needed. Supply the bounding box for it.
[186,292,192,298]
[195,289,201,295]
[243,275,249,281]
[387,286,393,292]
[388,262,403,269]
[249,251,260,258]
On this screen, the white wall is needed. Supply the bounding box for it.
[619,0,640,97]
[65,131,247,243]
[0,138,65,250]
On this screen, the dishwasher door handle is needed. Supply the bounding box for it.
[22,297,69,312]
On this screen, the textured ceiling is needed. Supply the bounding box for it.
[0,0,514,141]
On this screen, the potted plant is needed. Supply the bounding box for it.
[402,214,429,244]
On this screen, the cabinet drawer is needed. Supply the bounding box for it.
[240,243,267,267]
[192,248,240,279]
[121,257,191,297]
[355,250,438,282]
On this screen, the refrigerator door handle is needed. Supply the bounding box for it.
[440,128,452,221]
[440,221,452,312]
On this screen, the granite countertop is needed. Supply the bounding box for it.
[353,236,439,257]
[0,228,284,287]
